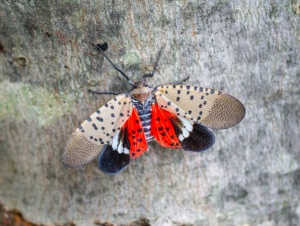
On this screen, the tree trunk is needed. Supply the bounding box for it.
[1,0,300,225]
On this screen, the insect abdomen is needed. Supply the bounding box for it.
[131,95,154,142]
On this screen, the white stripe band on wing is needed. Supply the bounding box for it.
[178,116,193,132]
[110,130,120,150]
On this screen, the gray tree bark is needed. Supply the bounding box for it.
[1,0,300,225]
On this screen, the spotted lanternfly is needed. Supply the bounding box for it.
[62,43,245,175]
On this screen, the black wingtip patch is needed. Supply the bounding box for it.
[181,123,215,152]
[98,145,130,175]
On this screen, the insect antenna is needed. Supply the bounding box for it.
[93,43,134,86]
[88,90,120,95]
[142,47,163,80]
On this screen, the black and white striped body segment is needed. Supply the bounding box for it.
[131,95,154,142]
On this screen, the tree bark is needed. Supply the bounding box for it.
[1,0,300,225]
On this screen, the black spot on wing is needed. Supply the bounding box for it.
[92,123,98,130]
[97,117,103,122]
[98,145,130,175]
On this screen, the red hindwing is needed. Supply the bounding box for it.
[124,107,148,159]
[151,103,181,149]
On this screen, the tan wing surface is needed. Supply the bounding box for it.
[63,94,133,168]
[155,84,245,129]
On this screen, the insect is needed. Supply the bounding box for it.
[62,43,245,175]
